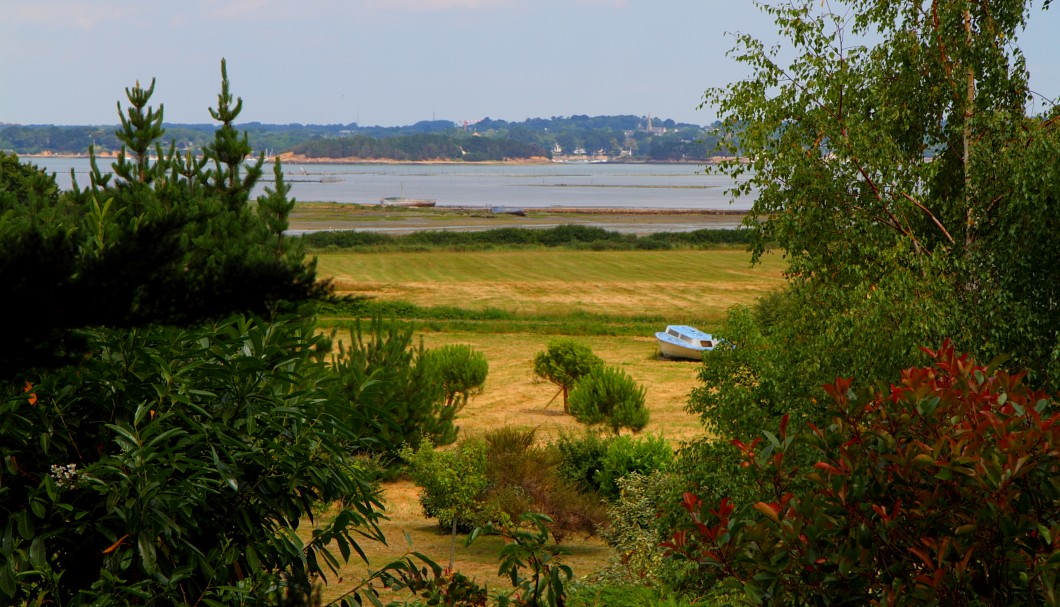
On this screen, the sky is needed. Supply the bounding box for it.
[2,1,1058,127]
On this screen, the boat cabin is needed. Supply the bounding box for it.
[666,327,713,348]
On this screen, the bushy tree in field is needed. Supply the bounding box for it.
[667,342,1060,605]
[423,343,489,410]
[532,338,603,413]
[568,365,649,435]
[329,318,457,463]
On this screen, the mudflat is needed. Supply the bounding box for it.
[288,202,747,235]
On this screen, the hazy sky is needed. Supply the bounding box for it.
[2,1,1058,127]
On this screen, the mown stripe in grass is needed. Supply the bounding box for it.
[317,299,698,337]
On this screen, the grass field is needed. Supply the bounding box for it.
[310,246,786,602]
[317,248,785,323]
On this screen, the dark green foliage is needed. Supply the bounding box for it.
[593,435,673,500]
[667,343,1060,605]
[0,63,324,379]
[532,339,604,413]
[0,316,384,606]
[301,224,751,252]
[422,344,490,409]
[556,432,673,501]
[329,318,456,463]
[567,366,649,435]
[113,78,164,184]
[402,428,607,542]
[556,431,614,494]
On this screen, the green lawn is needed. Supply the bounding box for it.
[315,248,786,324]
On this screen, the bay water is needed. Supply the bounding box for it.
[28,157,755,212]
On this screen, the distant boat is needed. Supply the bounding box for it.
[380,196,437,207]
[655,325,718,361]
[490,206,526,216]
[319,173,342,183]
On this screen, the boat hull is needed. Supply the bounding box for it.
[655,325,717,361]
[656,338,707,361]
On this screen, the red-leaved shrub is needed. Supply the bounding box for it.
[666,340,1060,605]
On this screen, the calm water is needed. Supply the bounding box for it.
[30,157,755,211]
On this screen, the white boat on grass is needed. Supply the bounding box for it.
[655,325,718,361]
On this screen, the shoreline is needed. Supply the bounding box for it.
[18,151,737,167]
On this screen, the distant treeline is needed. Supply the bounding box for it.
[289,133,548,161]
[301,224,751,251]
[1,114,734,162]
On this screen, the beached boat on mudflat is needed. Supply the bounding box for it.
[655,325,718,361]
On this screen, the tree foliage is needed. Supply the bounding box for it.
[329,318,458,463]
[0,61,387,606]
[1,316,385,606]
[667,342,1060,605]
[0,61,324,379]
[567,366,650,435]
[704,0,1060,390]
[532,339,604,414]
[423,344,490,410]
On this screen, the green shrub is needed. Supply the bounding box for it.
[0,316,385,606]
[592,472,678,587]
[329,317,456,465]
[400,438,492,532]
[422,343,489,410]
[556,432,673,501]
[556,431,615,494]
[403,428,606,542]
[532,339,604,413]
[667,342,1060,605]
[595,434,673,500]
[568,365,649,435]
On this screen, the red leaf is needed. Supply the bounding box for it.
[813,461,845,476]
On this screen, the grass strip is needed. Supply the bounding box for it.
[317,299,684,337]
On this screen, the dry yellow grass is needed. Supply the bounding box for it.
[311,247,784,602]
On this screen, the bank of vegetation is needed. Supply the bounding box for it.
[302,223,752,252]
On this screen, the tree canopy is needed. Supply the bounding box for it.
[671,1,1060,602]
[0,59,326,379]
[704,0,1060,396]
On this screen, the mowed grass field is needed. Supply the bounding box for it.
[317,248,786,322]
[309,247,786,602]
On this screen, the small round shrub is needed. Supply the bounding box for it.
[595,434,673,500]
[556,430,615,494]
[422,343,489,410]
[568,365,648,434]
